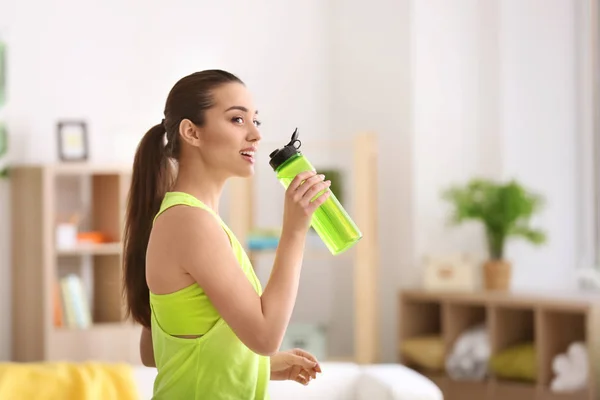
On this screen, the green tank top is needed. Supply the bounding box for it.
[149,191,271,399]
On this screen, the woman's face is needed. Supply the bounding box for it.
[181,82,262,178]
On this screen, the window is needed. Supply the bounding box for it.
[578,0,600,290]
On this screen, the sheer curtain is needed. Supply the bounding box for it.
[577,0,600,290]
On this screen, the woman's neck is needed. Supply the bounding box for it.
[171,159,227,213]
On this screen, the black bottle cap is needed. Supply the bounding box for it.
[268,128,302,170]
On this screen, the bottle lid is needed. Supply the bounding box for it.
[268,128,302,170]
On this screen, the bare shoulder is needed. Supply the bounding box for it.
[152,205,233,264]
[146,205,231,293]
[152,205,229,249]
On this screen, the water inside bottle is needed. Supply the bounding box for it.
[279,177,362,255]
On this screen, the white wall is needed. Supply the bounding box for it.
[0,0,332,361]
[412,0,501,262]
[499,0,579,290]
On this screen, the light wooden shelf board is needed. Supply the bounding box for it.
[11,163,132,176]
[401,289,600,312]
[53,321,135,332]
[56,242,122,256]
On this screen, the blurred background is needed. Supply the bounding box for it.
[0,0,599,399]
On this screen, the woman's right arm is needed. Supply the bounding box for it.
[169,171,330,356]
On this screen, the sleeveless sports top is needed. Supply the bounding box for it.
[149,191,271,400]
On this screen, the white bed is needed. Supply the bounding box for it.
[132,362,443,400]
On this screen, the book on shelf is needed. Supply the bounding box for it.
[54,274,92,329]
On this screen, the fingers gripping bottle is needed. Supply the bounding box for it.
[268,128,363,255]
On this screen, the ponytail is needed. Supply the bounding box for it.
[123,122,174,328]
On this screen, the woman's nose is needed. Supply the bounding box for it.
[248,125,262,142]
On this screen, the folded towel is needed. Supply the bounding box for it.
[445,324,490,381]
[0,361,138,400]
[551,341,589,393]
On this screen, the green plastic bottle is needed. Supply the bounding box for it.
[268,128,363,255]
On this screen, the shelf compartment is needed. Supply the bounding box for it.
[55,254,124,328]
[442,302,491,399]
[488,305,536,385]
[91,174,122,242]
[54,173,122,246]
[93,254,125,323]
[399,298,442,339]
[443,302,487,348]
[398,297,443,372]
[492,306,535,350]
[537,309,589,392]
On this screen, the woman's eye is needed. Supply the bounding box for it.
[231,116,261,127]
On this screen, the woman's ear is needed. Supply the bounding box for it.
[178,119,202,147]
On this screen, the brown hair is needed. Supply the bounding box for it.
[122,70,244,328]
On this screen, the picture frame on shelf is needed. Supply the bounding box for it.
[57,120,89,162]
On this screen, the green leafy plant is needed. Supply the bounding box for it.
[441,178,547,260]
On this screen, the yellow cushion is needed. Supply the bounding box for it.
[0,362,138,400]
[489,342,537,382]
[400,335,445,371]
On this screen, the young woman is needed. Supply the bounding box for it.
[122,69,330,399]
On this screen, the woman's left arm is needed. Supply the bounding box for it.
[140,327,156,367]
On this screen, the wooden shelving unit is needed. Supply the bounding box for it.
[399,289,600,400]
[11,163,141,363]
[227,132,380,364]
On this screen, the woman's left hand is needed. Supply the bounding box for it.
[270,348,322,385]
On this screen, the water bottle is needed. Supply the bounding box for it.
[268,128,363,255]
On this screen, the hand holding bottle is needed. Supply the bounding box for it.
[282,170,331,235]
[270,129,362,254]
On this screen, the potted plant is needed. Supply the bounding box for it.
[441,178,547,290]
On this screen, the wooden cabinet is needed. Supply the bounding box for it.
[11,164,142,364]
[399,289,600,400]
